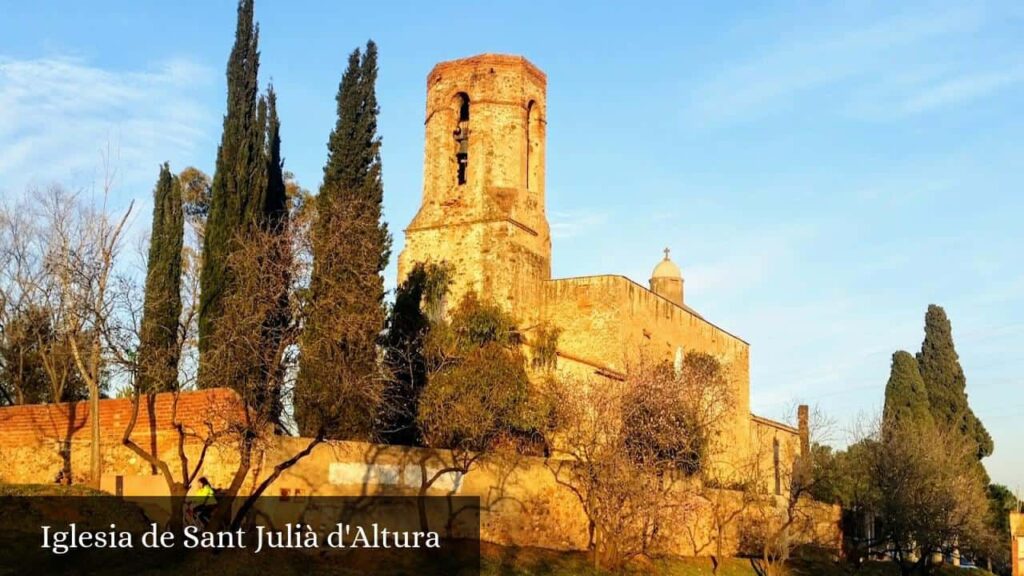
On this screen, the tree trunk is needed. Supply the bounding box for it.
[230,434,322,532]
[168,488,186,534]
[713,525,723,574]
[90,382,101,487]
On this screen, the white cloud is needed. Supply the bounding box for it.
[549,209,609,239]
[684,222,816,300]
[684,5,1020,124]
[0,55,214,199]
[899,69,1024,115]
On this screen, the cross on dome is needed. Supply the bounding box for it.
[651,247,681,279]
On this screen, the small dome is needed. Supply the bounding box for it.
[651,248,681,279]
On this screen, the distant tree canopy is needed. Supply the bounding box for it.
[882,350,934,434]
[916,304,993,460]
[825,439,877,509]
[179,166,212,221]
[986,484,1018,539]
[0,304,89,405]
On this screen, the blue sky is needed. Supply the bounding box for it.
[1,1,1021,488]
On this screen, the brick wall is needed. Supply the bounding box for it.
[0,388,240,448]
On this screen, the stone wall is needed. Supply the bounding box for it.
[394,53,808,501]
[399,54,551,317]
[540,274,754,471]
[751,416,802,496]
[0,391,837,558]
[540,275,749,374]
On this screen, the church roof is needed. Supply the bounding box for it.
[651,248,682,279]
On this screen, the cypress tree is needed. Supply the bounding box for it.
[256,85,290,422]
[198,1,292,408]
[137,163,184,392]
[917,304,993,459]
[380,262,451,445]
[198,0,263,374]
[262,86,288,230]
[882,351,933,433]
[296,41,391,439]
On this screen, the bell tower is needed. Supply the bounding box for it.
[398,54,551,319]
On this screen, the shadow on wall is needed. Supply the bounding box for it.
[0,390,838,557]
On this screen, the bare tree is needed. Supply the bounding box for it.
[0,170,340,514]
[741,405,837,576]
[120,389,224,531]
[546,350,735,570]
[0,184,135,486]
[115,175,368,532]
[189,223,355,531]
[0,193,94,481]
[547,377,665,569]
[685,452,759,574]
[43,183,135,486]
[0,198,88,408]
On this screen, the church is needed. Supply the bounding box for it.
[397,54,805,484]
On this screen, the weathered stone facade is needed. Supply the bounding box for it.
[398,54,800,478]
[398,54,551,317]
[0,390,839,558]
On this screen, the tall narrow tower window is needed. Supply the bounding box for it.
[454,93,470,185]
[524,99,543,192]
[525,101,535,190]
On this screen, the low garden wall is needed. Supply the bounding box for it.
[0,390,840,557]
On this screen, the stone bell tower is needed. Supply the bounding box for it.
[398,54,551,320]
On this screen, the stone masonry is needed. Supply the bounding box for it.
[398,53,802,481]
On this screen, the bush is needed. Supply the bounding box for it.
[417,293,550,453]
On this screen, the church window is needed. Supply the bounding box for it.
[454,93,470,186]
[526,100,535,190]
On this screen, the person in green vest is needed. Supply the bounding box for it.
[190,476,217,526]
